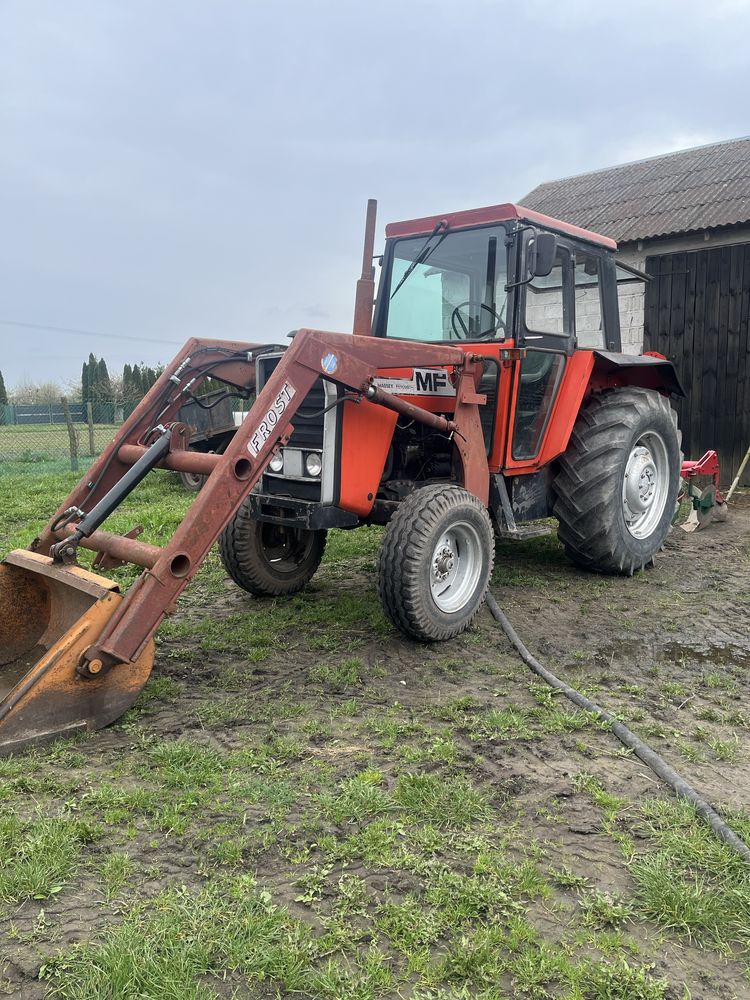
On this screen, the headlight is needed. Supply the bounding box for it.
[305,452,322,477]
[269,452,284,473]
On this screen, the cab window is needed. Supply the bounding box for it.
[574,251,605,348]
[524,246,571,337]
[385,225,509,341]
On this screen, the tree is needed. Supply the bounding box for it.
[131,364,143,398]
[142,367,158,392]
[0,370,7,406]
[9,379,63,404]
[81,361,90,405]
[81,353,98,405]
[95,357,111,399]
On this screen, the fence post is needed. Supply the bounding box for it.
[61,397,79,472]
[87,401,95,456]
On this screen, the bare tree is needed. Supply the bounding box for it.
[10,379,63,403]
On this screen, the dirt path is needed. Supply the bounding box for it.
[1,504,749,999]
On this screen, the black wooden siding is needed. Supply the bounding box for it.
[644,243,750,487]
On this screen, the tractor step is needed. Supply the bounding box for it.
[495,524,552,540]
[489,474,552,541]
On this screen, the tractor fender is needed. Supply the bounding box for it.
[590,350,684,397]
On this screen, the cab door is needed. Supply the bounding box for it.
[505,239,575,467]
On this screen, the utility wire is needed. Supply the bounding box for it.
[0,319,183,347]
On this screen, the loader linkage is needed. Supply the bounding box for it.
[0,330,489,753]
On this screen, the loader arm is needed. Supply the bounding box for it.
[22,330,489,684]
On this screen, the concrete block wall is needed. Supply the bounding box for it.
[615,246,646,355]
[575,284,605,348]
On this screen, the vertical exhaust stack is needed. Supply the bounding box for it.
[352,198,378,336]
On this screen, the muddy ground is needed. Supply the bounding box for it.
[1,494,749,999]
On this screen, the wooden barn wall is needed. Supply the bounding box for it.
[644,244,750,487]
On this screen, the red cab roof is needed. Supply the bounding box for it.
[384,202,617,250]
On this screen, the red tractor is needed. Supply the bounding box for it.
[0,200,686,750]
[221,201,683,639]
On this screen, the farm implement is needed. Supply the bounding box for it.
[679,449,727,531]
[0,199,702,753]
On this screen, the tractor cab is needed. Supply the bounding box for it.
[371,204,624,468]
[373,203,622,354]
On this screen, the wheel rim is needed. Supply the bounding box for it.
[622,431,670,539]
[429,521,483,614]
[260,524,315,576]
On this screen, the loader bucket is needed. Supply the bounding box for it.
[0,550,154,755]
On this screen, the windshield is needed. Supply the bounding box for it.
[384,224,510,341]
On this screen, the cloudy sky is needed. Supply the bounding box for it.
[1,0,749,390]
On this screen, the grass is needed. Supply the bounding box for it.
[393,772,491,828]
[39,872,673,1000]
[629,798,750,955]
[1,470,749,998]
[41,877,317,999]
[0,812,99,903]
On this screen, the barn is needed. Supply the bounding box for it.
[522,136,750,486]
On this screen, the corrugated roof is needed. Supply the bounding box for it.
[521,136,750,244]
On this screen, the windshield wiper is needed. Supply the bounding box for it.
[390,219,449,300]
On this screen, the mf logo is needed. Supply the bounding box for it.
[373,368,456,397]
[415,369,450,394]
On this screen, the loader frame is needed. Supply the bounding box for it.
[32,331,490,678]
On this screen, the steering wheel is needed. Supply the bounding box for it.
[450,301,506,340]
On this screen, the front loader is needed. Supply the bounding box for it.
[0,199,697,753]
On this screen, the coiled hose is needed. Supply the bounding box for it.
[485,593,750,863]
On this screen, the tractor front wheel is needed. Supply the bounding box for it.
[220,504,327,596]
[553,387,681,575]
[378,484,494,642]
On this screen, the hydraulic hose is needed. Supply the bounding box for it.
[485,593,750,863]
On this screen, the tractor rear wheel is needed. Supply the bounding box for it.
[179,469,206,491]
[220,503,327,596]
[553,387,681,575]
[378,484,494,642]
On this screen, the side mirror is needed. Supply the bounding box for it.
[527,232,557,278]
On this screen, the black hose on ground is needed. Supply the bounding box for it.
[485,592,750,863]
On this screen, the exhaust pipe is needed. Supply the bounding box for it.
[352,198,378,336]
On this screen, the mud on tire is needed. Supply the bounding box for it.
[553,387,681,575]
[220,501,327,597]
[378,484,494,642]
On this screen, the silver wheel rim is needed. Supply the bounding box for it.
[429,521,483,614]
[622,431,670,539]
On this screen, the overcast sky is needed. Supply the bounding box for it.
[1,0,749,390]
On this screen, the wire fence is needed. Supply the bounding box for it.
[0,394,252,476]
[0,401,136,475]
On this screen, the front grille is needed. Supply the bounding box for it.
[256,352,337,504]
[257,355,325,451]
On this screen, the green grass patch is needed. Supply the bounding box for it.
[393,772,490,828]
[629,798,750,956]
[0,811,99,902]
